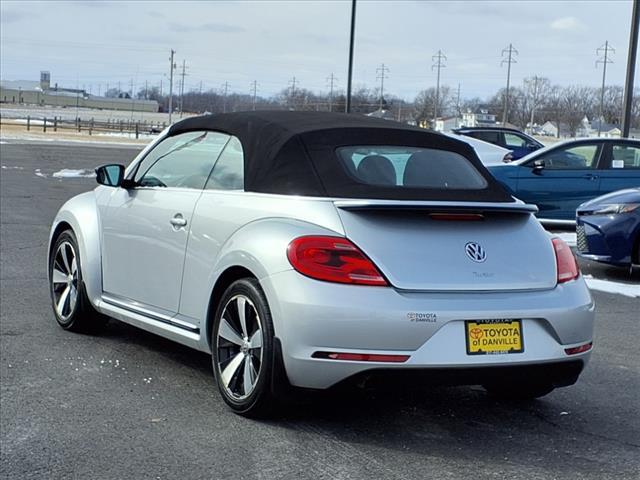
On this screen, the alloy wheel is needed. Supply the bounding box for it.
[51,241,79,321]
[216,294,264,400]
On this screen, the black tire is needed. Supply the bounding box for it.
[211,278,278,417]
[49,229,107,333]
[483,382,555,401]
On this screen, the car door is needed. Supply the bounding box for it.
[515,142,603,220]
[597,141,640,195]
[100,130,230,315]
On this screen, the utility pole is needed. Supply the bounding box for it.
[222,81,229,113]
[346,0,357,113]
[376,63,389,111]
[501,43,518,124]
[596,41,615,137]
[622,0,639,137]
[456,83,461,117]
[199,81,203,95]
[289,77,298,109]
[431,50,447,120]
[327,73,337,112]
[160,78,163,97]
[250,80,258,111]
[144,80,148,100]
[168,49,176,124]
[179,59,188,118]
[528,75,540,134]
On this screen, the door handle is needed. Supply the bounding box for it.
[170,214,187,228]
[583,174,599,180]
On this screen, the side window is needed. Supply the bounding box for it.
[469,131,501,145]
[134,131,230,189]
[532,144,599,170]
[611,144,640,169]
[205,136,244,190]
[504,133,527,149]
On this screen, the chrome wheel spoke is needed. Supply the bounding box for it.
[219,317,244,346]
[56,285,71,317]
[236,297,248,337]
[52,268,68,284]
[60,244,72,273]
[220,352,244,388]
[249,329,262,349]
[71,257,77,275]
[243,355,255,396]
[68,285,77,312]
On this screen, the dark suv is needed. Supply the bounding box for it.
[453,127,544,160]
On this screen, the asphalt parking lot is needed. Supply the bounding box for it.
[1,141,639,480]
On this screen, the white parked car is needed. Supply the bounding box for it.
[446,132,513,165]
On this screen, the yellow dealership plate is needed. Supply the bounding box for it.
[465,320,524,355]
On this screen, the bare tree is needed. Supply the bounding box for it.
[413,86,452,126]
[561,86,597,137]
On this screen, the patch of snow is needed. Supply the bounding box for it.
[1,165,23,170]
[52,168,95,178]
[553,232,576,247]
[34,169,47,178]
[583,275,640,298]
[0,141,8,144]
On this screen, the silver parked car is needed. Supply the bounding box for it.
[48,112,594,416]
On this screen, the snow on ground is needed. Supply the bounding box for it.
[583,275,640,298]
[52,169,95,178]
[553,232,577,247]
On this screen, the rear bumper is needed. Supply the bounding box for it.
[338,360,585,390]
[261,270,595,390]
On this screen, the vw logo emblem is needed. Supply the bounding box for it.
[465,242,487,263]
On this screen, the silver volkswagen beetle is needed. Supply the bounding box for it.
[48,111,594,416]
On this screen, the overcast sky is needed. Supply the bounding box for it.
[0,0,636,100]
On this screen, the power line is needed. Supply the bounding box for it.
[376,63,390,110]
[431,50,447,119]
[501,43,518,124]
[596,40,615,136]
[326,73,338,112]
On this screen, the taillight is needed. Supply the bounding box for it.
[287,236,388,286]
[552,237,579,283]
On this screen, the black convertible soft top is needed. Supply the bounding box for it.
[167,111,514,202]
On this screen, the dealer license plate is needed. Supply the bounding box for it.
[465,319,524,355]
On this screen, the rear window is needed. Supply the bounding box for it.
[337,146,488,190]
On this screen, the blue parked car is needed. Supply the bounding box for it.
[488,138,640,221]
[576,188,640,266]
[453,127,544,160]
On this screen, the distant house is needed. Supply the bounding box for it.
[434,116,461,132]
[589,118,621,138]
[539,121,559,137]
[461,106,496,127]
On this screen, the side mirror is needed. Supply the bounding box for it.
[95,164,125,187]
[532,159,545,175]
[526,143,540,150]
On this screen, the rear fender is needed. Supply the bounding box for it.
[201,218,344,350]
[49,191,103,306]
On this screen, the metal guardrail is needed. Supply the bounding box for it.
[0,115,166,138]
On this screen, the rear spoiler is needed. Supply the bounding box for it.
[333,199,538,214]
